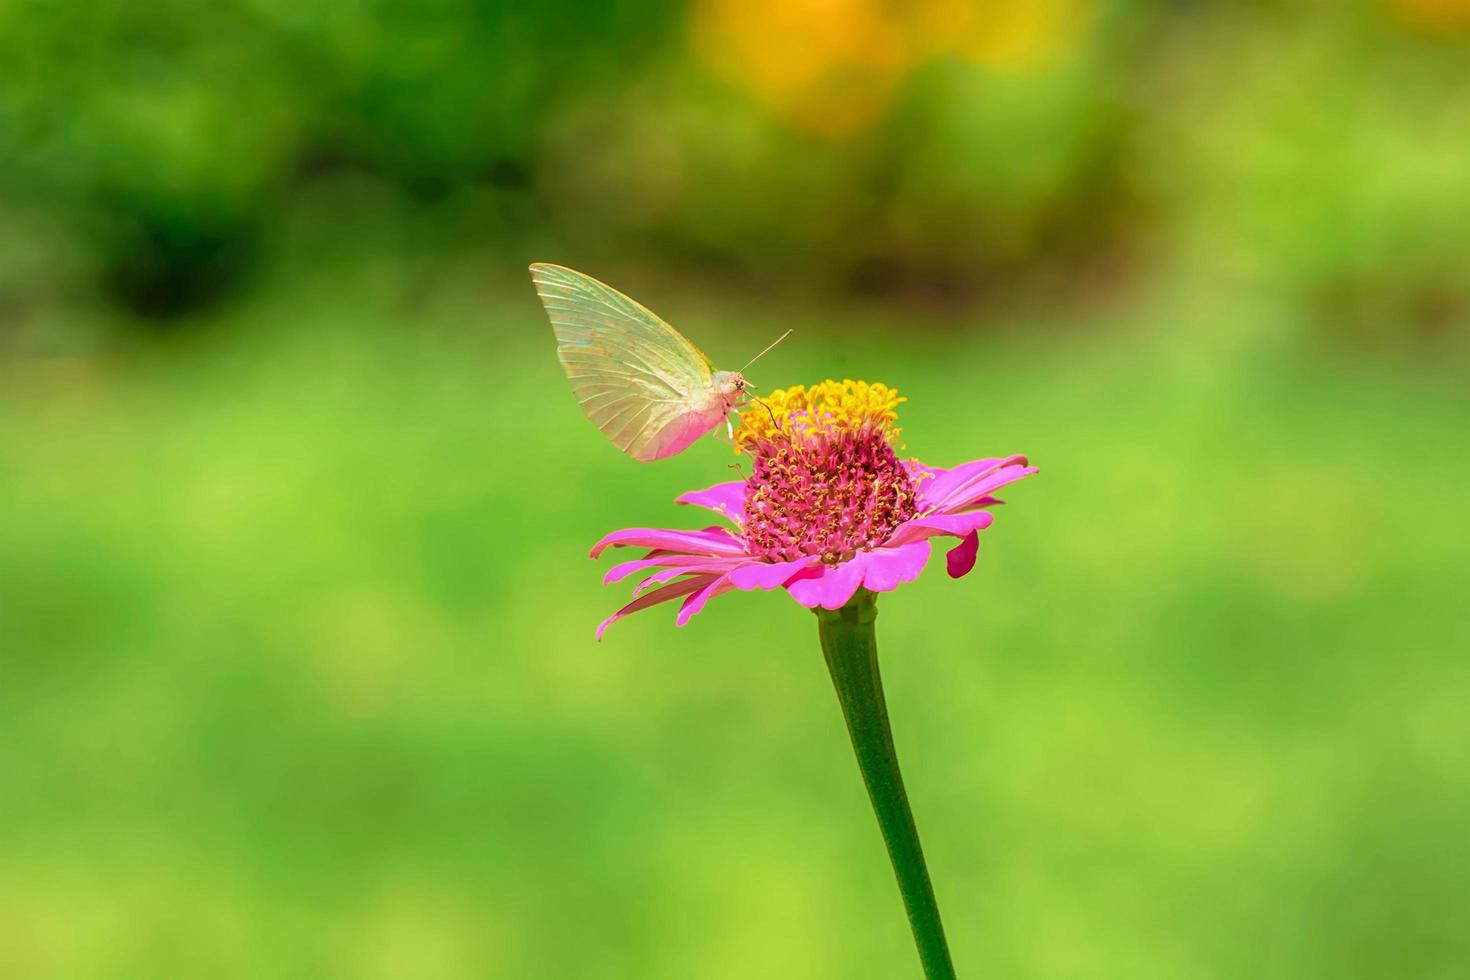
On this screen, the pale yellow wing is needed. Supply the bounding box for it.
[530,263,716,459]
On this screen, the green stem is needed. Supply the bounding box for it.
[816,589,958,979]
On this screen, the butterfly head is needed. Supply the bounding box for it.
[712,370,746,407]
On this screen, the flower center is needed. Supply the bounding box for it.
[738,380,917,563]
[735,379,905,452]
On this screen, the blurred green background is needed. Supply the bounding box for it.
[2,1,1468,977]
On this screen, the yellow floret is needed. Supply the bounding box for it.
[735,379,905,451]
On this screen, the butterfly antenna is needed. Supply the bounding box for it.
[739,329,793,373]
[755,394,780,430]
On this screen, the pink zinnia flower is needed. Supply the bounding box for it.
[591,380,1035,638]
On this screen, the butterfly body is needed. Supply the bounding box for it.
[635,370,745,461]
[530,262,752,461]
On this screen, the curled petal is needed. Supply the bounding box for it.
[590,525,746,559]
[885,511,995,547]
[634,563,739,596]
[857,541,932,592]
[946,530,980,578]
[675,481,746,526]
[919,455,1034,513]
[728,556,820,591]
[785,559,865,610]
[596,575,716,641]
[675,575,736,626]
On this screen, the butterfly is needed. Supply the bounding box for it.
[530,263,789,461]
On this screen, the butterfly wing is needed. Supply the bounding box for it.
[530,263,720,461]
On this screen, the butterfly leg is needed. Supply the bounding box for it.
[709,396,776,449]
[708,416,737,447]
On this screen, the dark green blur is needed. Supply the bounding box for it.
[1,2,1467,978]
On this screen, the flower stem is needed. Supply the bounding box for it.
[816,590,958,979]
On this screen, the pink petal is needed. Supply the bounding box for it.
[946,530,980,578]
[919,455,1034,513]
[590,525,746,559]
[910,458,989,505]
[628,558,748,596]
[633,564,736,596]
[675,481,746,526]
[604,554,744,586]
[596,575,716,641]
[675,575,736,626]
[728,556,820,591]
[950,494,1003,513]
[885,511,995,547]
[857,541,932,592]
[785,560,864,610]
